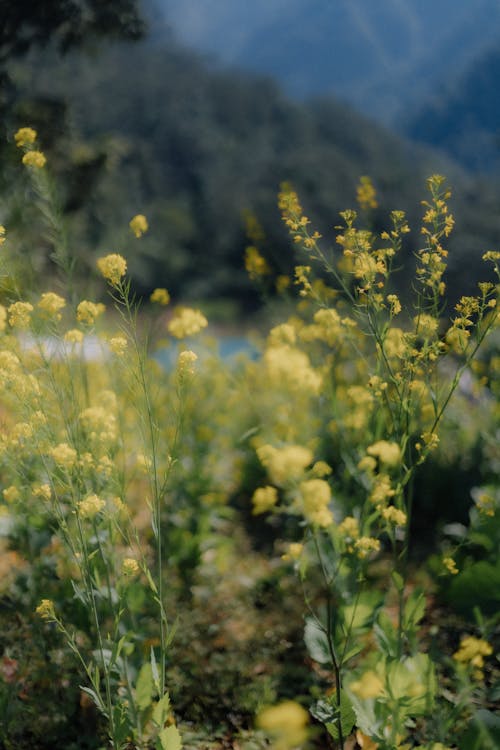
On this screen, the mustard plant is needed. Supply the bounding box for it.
[248,176,499,748]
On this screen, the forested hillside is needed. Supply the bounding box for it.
[3,31,500,311]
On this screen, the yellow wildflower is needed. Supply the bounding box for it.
[0,226,5,245]
[64,328,84,344]
[8,301,34,329]
[443,557,458,575]
[252,486,278,515]
[108,335,128,356]
[257,444,313,486]
[453,635,493,675]
[78,494,106,520]
[33,484,51,501]
[0,305,6,331]
[357,176,378,211]
[264,344,322,394]
[386,294,402,315]
[178,349,198,375]
[122,557,140,576]
[299,478,333,527]
[97,253,127,286]
[150,288,170,305]
[50,442,77,469]
[257,700,309,750]
[349,670,385,699]
[38,292,66,320]
[35,598,55,621]
[22,150,46,168]
[276,275,290,294]
[354,536,381,559]
[129,214,148,238]
[3,485,20,503]
[14,127,37,147]
[369,474,395,506]
[367,440,402,468]
[76,300,105,326]
[281,542,303,562]
[245,245,270,278]
[381,506,407,526]
[475,491,496,517]
[338,516,360,539]
[168,307,208,338]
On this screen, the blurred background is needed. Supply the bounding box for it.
[1,0,500,317]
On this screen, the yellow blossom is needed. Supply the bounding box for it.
[64,328,84,344]
[33,484,51,501]
[38,292,66,320]
[264,344,322,394]
[76,300,105,326]
[349,670,385,699]
[14,127,37,147]
[257,444,313,486]
[443,557,458,575]
[122,557,140,576]
[381,506,407,526]
[257,700,309,750]
[168,307,208,338]
[3,485,20,503]
[129,214,148,238]
[108,335,128,356]
[150,288,170,305]
[97,253,127,286]
[35,598,55,621]
[367,440,402,468]
[475,491,496,517]
[338,516,360,539]
[0,305,6,331]
[369,474,395,506]
[245,245,270,278]
[299,478,333,527]
[357,176,378,211]
[178,349,198,375]
[78,494,106,520]
[0,226,5,245]
[8,301,34,329]
[355,536,381,559]
[386,294,402,315]
[22,150,46,168]
[281,542,303,561]
[50,442,77,469]
[453,635,493,674]
[252,486,278,515]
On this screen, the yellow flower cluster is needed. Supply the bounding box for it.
[354,536,381,559]
[281,542,303,561]
[35,598,56,621]
[97,254,127,286]
[299,478,333,527]
[245,245,270,279]
[121,557,140,576]
[0,226,5,245]
[108,335,128,356]
[367,440,402,468]
[129,214,148,238]
[167,307,208,338]
[150,288,170,305]
[76,300,105,326]
[14,127,37,147]
[78,493,106,519]
[453,635,492,678]
[64,328,84,344]
[38,292,66,320]
[356,176,378,211]
[256,700,309,750]
[442,557,458,575]
[252,485,278,515]
[381,506,407,526]
[264,344,322,394]
[474,491,496,517]
[79,406,117,445]
[8,301,34,329]
[22,151,46,169]
[177,349,198,375]
[50,442,77,469]
[256,444,313,486]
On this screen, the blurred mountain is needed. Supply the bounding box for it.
[6,30,500,309]
[402,43,500,172]
[160,0,500,126]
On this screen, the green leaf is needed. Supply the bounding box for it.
[391,571,404,592]
[324,692,356,741]
[304,617,330,665]
[402,589,426,631]
[152,692,171,727]
[135,663,154,712]
[151,647,160,693]
[157,725,182,750]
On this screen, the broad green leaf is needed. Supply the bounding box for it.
[325,692,356,741]
[135,663,154,711]
[402,589,426,630]
[157,725,182,750]
[152,692,171,727]
[304,617,330,665]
